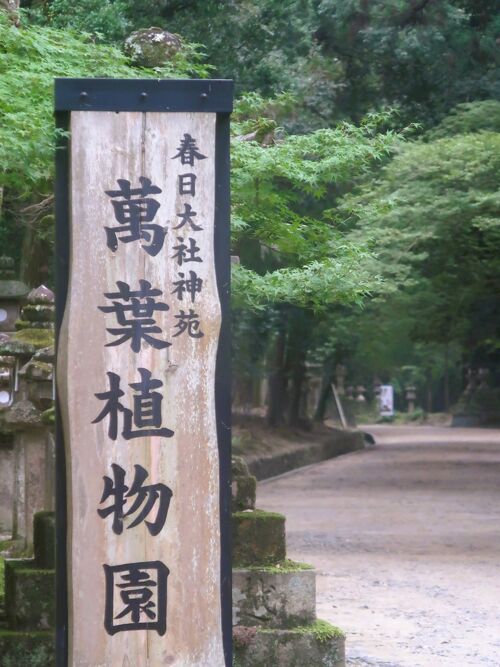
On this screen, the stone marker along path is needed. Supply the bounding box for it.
[258,425,500,667]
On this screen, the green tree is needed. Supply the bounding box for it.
[230,96,402,424]
[0,11,208,282]
[314,0,500,125]
[21,0,166,41]
[339,100,500,407]
[160,0,499,128]
[25,1,499,130]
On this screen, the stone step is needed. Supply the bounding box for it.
[233,563,316,628]
[5,559,55,631]
[233,620,346,667]
[232,509,286,566]
[0,629,55,666]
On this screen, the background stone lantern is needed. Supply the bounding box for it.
[0,255,30,334]
[405,384,417,413]
[0,284,55,548]
[355,385,366,402]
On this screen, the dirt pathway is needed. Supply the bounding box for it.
[258,425,500,666]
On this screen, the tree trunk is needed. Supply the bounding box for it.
[266,311,287,427]
[288,349,306,427]
[314,357,335,421]
[426,371,433,413]
[443,344,450,412]
[20,222,52,287]
[0,0,20,24]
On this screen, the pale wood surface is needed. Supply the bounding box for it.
[57,111,224,666]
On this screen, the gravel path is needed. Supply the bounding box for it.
[258,425,500,667]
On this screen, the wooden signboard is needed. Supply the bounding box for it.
[55,79,232,667]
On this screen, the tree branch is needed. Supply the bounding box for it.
[400,0,434,26]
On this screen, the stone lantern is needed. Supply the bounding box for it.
[477,367,489,390]
[0,284,55,548]
[355,385,366,402]
[335,364,347,396]
[405,384,417,413]
[0,255,29,334]
[304,362,322,418]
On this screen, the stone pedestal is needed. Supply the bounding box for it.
[234,624,345,667]
[0,435,14,533]
[233,510,286,566]
[5,560,55,631]
[0,511,55,665]
[233,565,316,628]
[231,457,346,666]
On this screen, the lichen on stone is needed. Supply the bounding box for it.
[0,339,35,357]
[243,559,314,574]
[41,406,55,425]
[12,328,54,350]
[26,285,54,305]
[124,27,182,67]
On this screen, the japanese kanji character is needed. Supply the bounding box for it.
[171,134,206,166]
[92,369,174,441]
[178,173,196,196]
[172,271,203,302]
[104,561,168,636]
[98,463,172,536]
[173,203,202,231]
[173,309,204,339]
[105,177,166,256]
[98,280,170,353]
[171,237,202,266]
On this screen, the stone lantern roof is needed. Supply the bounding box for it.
[0,255,30,301]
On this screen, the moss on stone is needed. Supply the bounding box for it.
[282,619,346,642]
[0,339,36,357]
[23,360,53,381]
[243,559,314,574]
[20,304,54,323]
[5,559,51,575]
[41,406,55,425]
[124,27,182,67]
[0,538,25,556]
[233,509,286,567]
[0,630,55,667]
[0,555,4,605]
[34,511,55,569]
[232,474,257,512]
[234,621,346,666]
[33,346,55,363]
[13,328,54,349]
[16,320,54,331]
[5,559,55,630]
[233,509,284,522]
[232,455,250,477]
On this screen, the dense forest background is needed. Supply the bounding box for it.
[1,0,499,423]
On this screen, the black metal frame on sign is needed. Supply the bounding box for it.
[54,78,233,667]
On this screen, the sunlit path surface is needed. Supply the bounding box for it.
[258,425,500,667]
